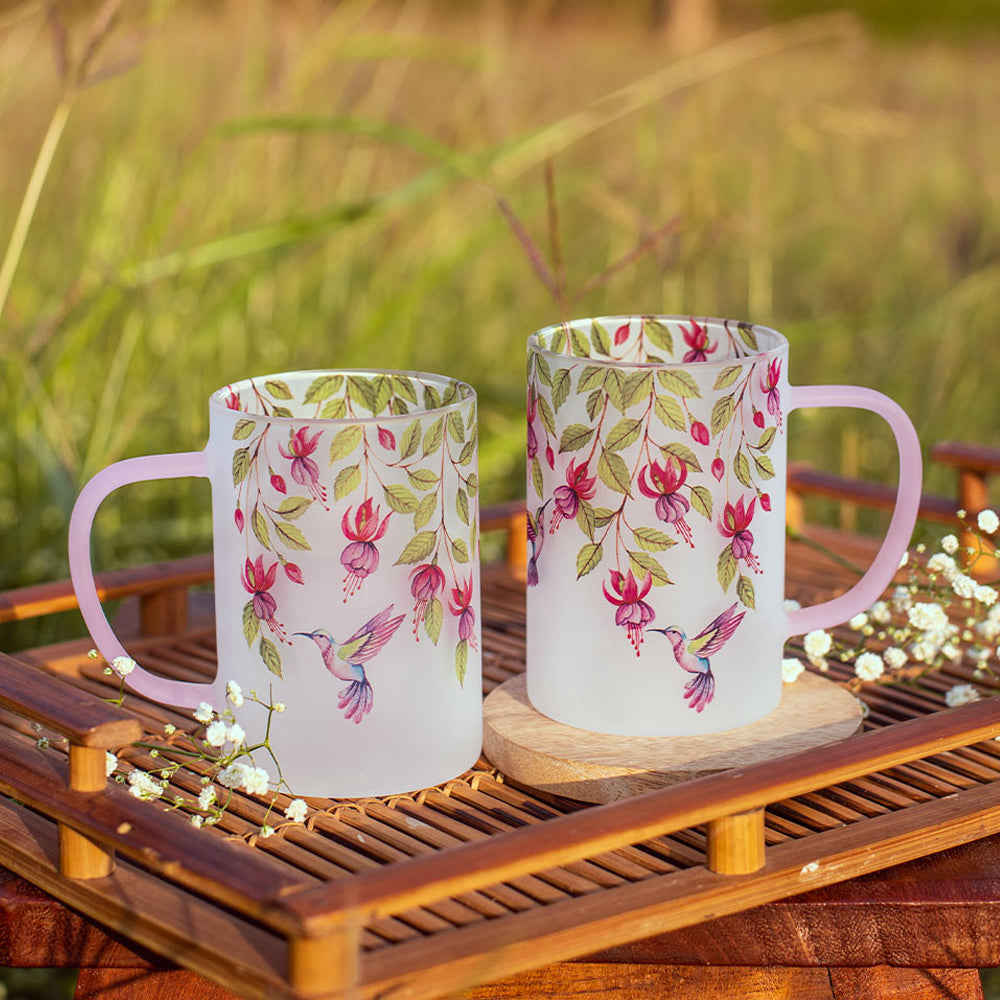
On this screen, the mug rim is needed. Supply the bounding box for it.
[528,315,788,370]
[209,368,476,424]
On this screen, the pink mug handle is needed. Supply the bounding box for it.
[785,385,922,637]
[68,451,218,708]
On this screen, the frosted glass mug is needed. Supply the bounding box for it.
[525,316,922,737]
[69,370,482,798]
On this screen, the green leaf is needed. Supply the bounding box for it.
[643,317,674,356]
[465,472,479,497]
[423,383,443,411]
[598,449,632,495]
[577,365,605,393]
[656,369,701,398]
[624,371,654,407]
[536,393,556,436]
[399,419,422,460]
[232,418,256,440]
[275,520,311,551]
[735,450,753,488]
[384,483,418,513]
[628,549,672,587]
[661,442,703,473]
[737,574,756,610]
[710,393,736,437]
[654,395,686,431]
[252,504,271,549]
[232,447,250,486]
[333,464,361,500]
[593,506,616,528]
[329,425,363,462]
[753,453,776,480]
[372,375,393,415]
[533,352,552,387]
[605,417,642,453]
[455,639,469,686]
[456,488,470,525]
[422,416,445,457]
[569,326,590,357]
[452,537,470,563]
[458,435,476,467]
[304,374,343,403]
[423,597,443,645]
[265,379,293,400]
[389,397,409,416]
[391,374,418,403]
[575,541,603,579]
[531,455,544,499]
[407,467,440,491]
[586,389,604,421]
[551,368,571,411]
[632,526,677,552]
[395,530,437,565]
[717,545,737,591]
[347,375,377,412]
[242,601,259,647]
[447,410,465,443]
[260,637,282,679]
[575,499,596,541]
[713,366,742,391]
[737,321,759,351]
[690,485,713,520]
[276,496,312,520]
[414,493,437,530]
[604,368,627,412]
[559,422,595,453]
[272,406,294,419]
[320,398,347,419]
[590,320,612,356]
[757,426,777,453]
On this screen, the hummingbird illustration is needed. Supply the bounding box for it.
[647,603,746,713]
[526,500,550,587]
[295,605,405,723]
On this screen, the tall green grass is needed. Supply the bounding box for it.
[3,0,1000,650]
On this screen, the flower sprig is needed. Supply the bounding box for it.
[91,655,310,838]
[787,508,1000,708]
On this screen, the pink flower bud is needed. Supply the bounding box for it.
[546,443,555,470]
[235,508,244,532]
[760,493,772,512]
[270,473,287,494]
[690,421,710,446]
[614,322,630,346]
[284,562,304,584]
[753,409,765,429]
[378,426,396,450]
[711,457,725,482]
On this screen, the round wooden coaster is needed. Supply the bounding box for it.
[483,671,863,803]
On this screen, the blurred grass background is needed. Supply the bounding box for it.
[1,1,1000,994]
[2,0,1000,632]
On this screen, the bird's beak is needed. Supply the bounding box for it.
[293,632,311,639]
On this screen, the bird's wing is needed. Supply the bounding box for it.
[688,603,745,658]
[339,604,406,664]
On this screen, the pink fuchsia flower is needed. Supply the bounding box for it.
[603,568,656,655]
[711,457,725,482]
[681,319,717,363]
[719,495,761,573]
[340,498,391,598]
[638,457,693,546]
[449,576,478,649]
[223,386,242,410]
[409,562,446,636]
[549,459,597,532]
[761,358,782,424]
[279,427,328,507]
[241,556,286,639]
[527,391,539,460]
[690,421,710,446]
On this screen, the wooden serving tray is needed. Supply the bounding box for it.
[1,521,999,1000]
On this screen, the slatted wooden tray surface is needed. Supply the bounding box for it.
[2,536,1000,1000]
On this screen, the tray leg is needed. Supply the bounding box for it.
[74,968,245,1000]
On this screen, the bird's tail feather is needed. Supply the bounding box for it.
[683,670,715,712]
[338,678,373,723]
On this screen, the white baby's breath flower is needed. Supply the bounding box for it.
[204,720,229,748]
[975,585,998,607]
[284,798,308,823]
[957,508,967,519]
[978,509,1000,535]
[941,534,960,555]
[190,815,204,828]
[194,702,215,725]
[783,598,802,613]
[848,612,869,631]
[198,785,216,811]
[803,630,832,659]
[242,766,271,796]
[273,702,286,713]
[883,646,908,670]
[854,651,884,682]
[952,574,977,600]
[892,586,913,613]
[226,680,244,707]
[781,658,805,683]
[163,723,176,735]
[927,553,957,578]
[945,684,981,708]
[868,600,891,625]
[111,655,136,677]
[259,825,274,838]
[898,550,909,569]
[127,770,165,801]
[227,723,246,747]
[907,602,949,632]
[217,763,249,789]
[105,751,118,777]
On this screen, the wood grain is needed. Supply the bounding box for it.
[482,672,863,802]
